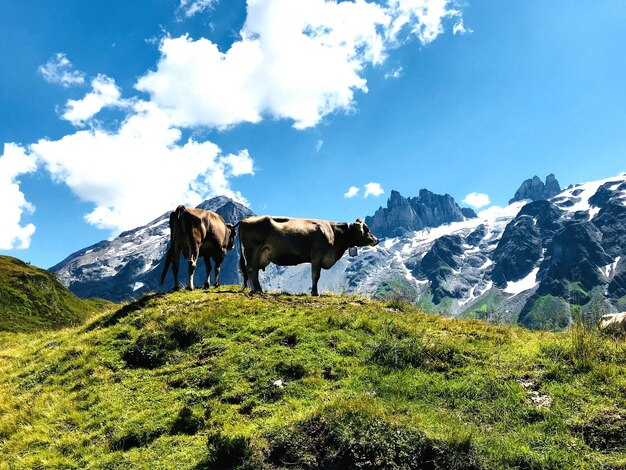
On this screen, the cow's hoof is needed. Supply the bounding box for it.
[187,286,194,291]
[214,283,220,288]
[203,283,211,289]
[173,285,180,292]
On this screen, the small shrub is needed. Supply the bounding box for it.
[165,320,201,348]
[279,332,298,347]
[202,432,258,469]
[109,426,165,451]
[275,360,307,380]
[576,410,626,451]
[123,329,176,368]
[170,406,203,435]
[265,405,479,469]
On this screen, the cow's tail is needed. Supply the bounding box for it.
[160,206,186,285]
[238,223,248,290]
[159,245,173,286]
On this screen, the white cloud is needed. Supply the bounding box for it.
[387,0,461,45]
[315,140,324,152]
[453,18,473,35]
[178,0,217,17]
[384,66,404,79]
[137,0,464,130]
[137,0,389,129]
[364,182,384,197]
[62,75,129,126]
[222,149,254,176]
[462,192,491,208]
[38,53,85,88]
[30,101,253,234]
[344,186,360,198]
[0,144,37,249]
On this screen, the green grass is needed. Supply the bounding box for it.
[372,275,420,302]
[1,288,626,468]
[519,295,572,331]
[0,255,111,332]
[459,289,508,323]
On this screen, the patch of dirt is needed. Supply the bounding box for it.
[518,377,553,410]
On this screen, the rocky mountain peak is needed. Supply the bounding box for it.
[365,188,476,239]
[509,174,562,204]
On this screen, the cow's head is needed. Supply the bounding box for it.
[226,223,236,250]
[349,219,379,247]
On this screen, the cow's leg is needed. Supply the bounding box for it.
[203,254,212,289]
[248,266,263,294]
[239,249,248,291]
[188,255,197,291]
[171,250,181,291]
[311,262,322,296]
[246,257,264,297]
[188,244,201,291]
[213,252,224,288]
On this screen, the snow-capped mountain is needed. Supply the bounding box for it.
[50,173,626,330]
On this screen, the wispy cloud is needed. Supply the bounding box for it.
[364,182,384,197]
[453,18,473,35]
[315,140,324,152]
[384,66,404,79]
[38,53,85,88]
[62,75,130,126]
[178,0,218,18]
[462,192,490,208]
[344,186,360,198]
[0,144,37,249]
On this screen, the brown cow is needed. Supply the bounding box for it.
[238,216,378,296]
[160,205,236,291]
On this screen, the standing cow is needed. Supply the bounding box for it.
[160,205,236,291]
[238,216,378,296]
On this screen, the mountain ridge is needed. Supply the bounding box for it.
[49,173,626,330]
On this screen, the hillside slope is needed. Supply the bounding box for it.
[0,255,110,332]
[1,289,626,468]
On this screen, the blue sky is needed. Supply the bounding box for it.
[1,0,625,269]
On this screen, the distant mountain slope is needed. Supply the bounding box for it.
[0,255,109,332]
[50,197,253,302]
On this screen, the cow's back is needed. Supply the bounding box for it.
[180,207,230,252]
[239,216,333,266]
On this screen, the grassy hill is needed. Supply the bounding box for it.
[0,255,111,332]
[1,288,626,468]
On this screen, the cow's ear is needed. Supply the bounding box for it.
[226,223,234,229]
[355,218,363,223]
